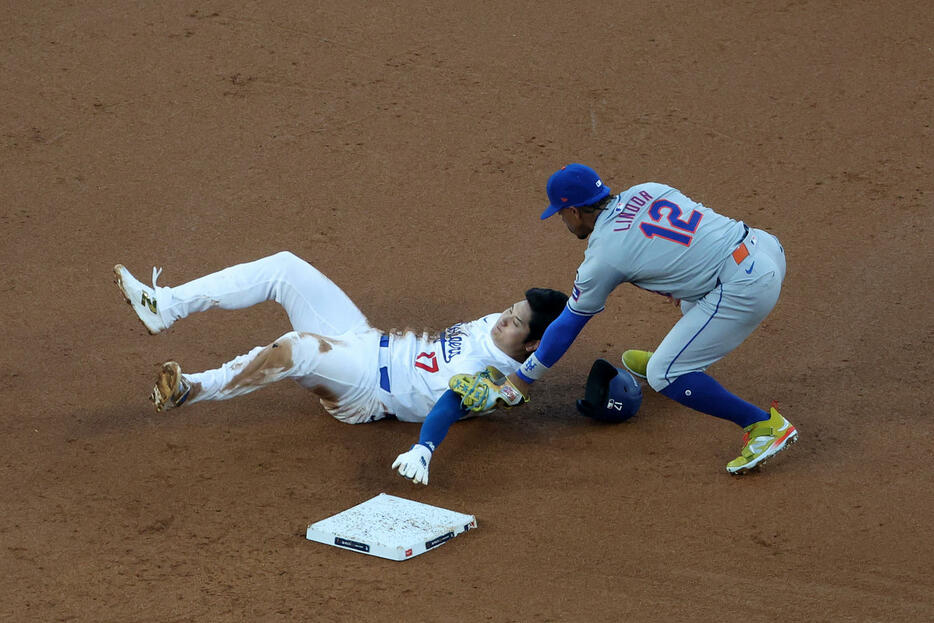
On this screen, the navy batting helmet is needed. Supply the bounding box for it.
[576,358,643,423]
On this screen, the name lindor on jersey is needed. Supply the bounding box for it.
[570,183,748,314]
[612,188,654,231]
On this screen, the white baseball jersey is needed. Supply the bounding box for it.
[380,314,523,422]
[151,252,522,424]
[570,182,748,314]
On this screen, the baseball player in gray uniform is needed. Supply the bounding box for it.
[450,164,798,475]
[113,252,567,484]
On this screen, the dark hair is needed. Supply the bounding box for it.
[524,287,569,342]
[580,195,613,213]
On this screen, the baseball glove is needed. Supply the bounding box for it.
[449,366,528,413]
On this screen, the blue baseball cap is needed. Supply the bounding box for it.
[541,163,611,220]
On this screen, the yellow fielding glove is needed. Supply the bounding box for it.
[448,366,528,412]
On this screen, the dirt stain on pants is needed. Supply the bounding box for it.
[225,337,295,391]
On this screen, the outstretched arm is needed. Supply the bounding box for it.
[511,305,593,393]
[392,390,467,485]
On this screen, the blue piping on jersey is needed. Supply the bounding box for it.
[664,285,723,384]
[379,334,391,391]
[566,303,601,317]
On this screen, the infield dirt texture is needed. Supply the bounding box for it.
[1,2,931,621]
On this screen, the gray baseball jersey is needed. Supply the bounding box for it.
[570,183,748,314]
[563,182,785,390]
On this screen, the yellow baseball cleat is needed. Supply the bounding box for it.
[726,403,798,475]
[621,350,653,379]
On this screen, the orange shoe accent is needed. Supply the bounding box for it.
[774,425,796,446]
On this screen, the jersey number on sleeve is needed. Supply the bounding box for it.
[639,199,702,246]
[415,352,439,373]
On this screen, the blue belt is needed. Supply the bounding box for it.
[379,334,391,392]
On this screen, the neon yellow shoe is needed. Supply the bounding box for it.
[726,402,798,475]
[621,350,653,379]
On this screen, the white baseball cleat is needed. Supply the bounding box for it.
[113,264,168,334]
[150,361,191,412]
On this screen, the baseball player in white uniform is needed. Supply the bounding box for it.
[451,164,798,475]
[113,251,567,484]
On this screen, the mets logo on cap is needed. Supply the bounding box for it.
[541,163,611,220]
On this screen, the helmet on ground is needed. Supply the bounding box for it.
[575,358,643,423]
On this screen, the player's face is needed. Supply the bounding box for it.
[559,207,592,239]
[491,300,534,354]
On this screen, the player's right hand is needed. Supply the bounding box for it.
[392,443,433,485]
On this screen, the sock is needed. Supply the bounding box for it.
[659,372,767,428]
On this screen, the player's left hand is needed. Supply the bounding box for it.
[392,443,433,485]
[449,366,528,413]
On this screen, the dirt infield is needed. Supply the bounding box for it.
[2,2,931,621]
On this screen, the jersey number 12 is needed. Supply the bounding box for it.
[639,199,702,246]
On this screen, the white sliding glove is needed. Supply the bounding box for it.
[392,443,433,485]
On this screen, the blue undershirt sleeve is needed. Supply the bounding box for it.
[417,389,469,450]
[534,305,593,368]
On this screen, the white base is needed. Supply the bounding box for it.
[306,493,477,561]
